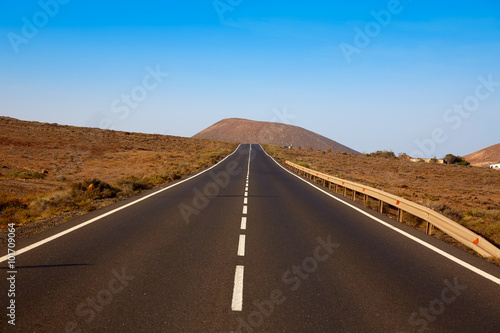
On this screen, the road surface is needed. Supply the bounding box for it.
[1,144,499,332]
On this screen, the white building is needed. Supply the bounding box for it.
[489,163,500,169]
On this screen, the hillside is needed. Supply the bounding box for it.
[192,118,360,154]
[0,116,237,236]
[465,143,500,167]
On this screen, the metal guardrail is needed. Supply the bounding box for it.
[285,161,500,259]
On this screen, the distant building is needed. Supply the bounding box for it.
[409,158,444,164]
[490,163,500,169]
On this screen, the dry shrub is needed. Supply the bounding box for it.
[368,150,397,159]
[28,179,118,216]
[430,202,463,222]
[30,192,75,215]
[71,179,120,200]
[116,176,150,195]
[0,194,26,211]
[6,170,46,180]
[0,195,29,228]
[402,212,426,229]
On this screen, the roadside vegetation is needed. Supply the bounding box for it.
[0,117,237,238]
[264,145,500,252]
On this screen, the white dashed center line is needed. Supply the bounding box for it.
[231,144,252,312]
[231,265,244,311]
[237,235,246,256]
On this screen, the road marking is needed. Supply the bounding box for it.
[244,192,248,197]
[244,198,248,204]
[0,144,243,263]
[241,217,247,230]
[245,186,248,191]
[231,265,244,311]
[237,235,246,256]
[261,145,500,286]
[242,206,247,214]
[247,144,251,176]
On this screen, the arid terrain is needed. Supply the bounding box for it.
[0,117,237,239]
[265,145,500,250]
[465,143,500,167]
[193,118,360,153]
[2,116,499,255]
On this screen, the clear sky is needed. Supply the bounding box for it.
[1,0,499,158]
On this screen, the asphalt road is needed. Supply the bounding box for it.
[1,144,499,332]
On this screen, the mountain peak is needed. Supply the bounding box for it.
[464,143,500,167]
[192,118,359,154]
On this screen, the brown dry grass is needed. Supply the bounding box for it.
[0,117,237,238]
[264,145,500,250]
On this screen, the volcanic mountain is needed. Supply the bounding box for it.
[464,143,500,167]
[192,118,360,154]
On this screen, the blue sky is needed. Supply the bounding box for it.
[1,0,499,157]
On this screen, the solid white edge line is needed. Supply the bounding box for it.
[0,144,243,263]
[259,145,500,286]
[231,265,244,311]
[237,234,246,256]
[241,217,247,230]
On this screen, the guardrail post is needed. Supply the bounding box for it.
[426,222,434,235]
[353,190,356,202]
[364,194,368,206]
[378,200,384,213]
[397,209,404,223]
[343,187,347,197]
